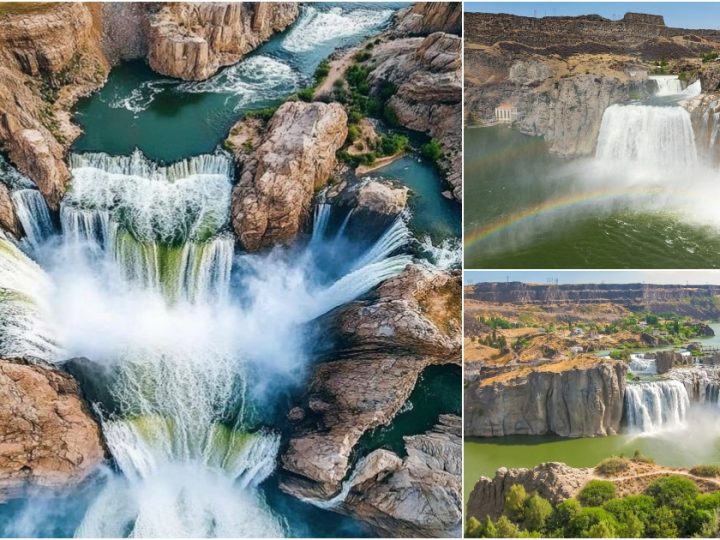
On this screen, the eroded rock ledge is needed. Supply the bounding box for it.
[280,263,461,535]
[229,101,348,251]
[147,3,298,81]
[464,359,627,437]
[0,358,105,502]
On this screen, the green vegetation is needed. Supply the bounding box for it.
[702,52,719,63]
[595,456,629,476]
[466,474,720,538]
[421,138,444,163]
[314,59,331,83]
[244,105,280,122]
[690,465,720,478]
[652,59,669,75]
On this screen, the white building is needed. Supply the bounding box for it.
[494,102,516,124]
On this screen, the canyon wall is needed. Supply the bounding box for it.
[464,360,627,437]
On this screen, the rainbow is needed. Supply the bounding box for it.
[464,185,666,253]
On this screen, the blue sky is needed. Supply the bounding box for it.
[464,270,720,285]
[465,3,720,29]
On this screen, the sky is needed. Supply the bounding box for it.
[464,270,720,285]
[464,2,720,29]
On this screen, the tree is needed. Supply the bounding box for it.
[505,484,528,521]
[421,138,443,162]
[523,493,553,531]
[579,480,617,507]
[645,476,699,509]
[495,515,521,538]
[465,516,484,538]
[643,505,678,537]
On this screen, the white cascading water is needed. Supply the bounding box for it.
[649,75,684,96]
[0,150,415,537]
[11,189,55,249]
[595,104,698,170]
[624,380,690,432]
[628,353,657,375]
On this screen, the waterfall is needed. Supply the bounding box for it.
[649,75,684,96]
[0,233,60,361]
[351,216,410,270]
[310,202,332,246]
[628,353,657,375]
[64,151,234,302]
[417,235,461,270]
[595,104,698,169]
[624,380,690,432]
[11,189,54,249]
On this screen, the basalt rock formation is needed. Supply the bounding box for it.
[0,3,110,208]
[147,3,298,81]
[465,281,720,319]
[467,462,593,521]
[280,263,461,531]
[464,359,627,437]
[393,2,461,37]
[230,101,348,251]
[0,182,19,236]
[370,32,461,200]
[326,179,408,236]
[464,11,720,157]
[0,358,105,501]
[340,414,462,538]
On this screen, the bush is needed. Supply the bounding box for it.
[566,507,618,538]
[378,133,409,156]
[631,450,655,464]
[353,50,372,62]
[347,124,361,143]
[523,493,553,531]
[579,480,617,507]
[314,59,330,83]
[595,456,629,476]
[297,86,315,102]
[505,484,528,521]
[645,476,699,509]
[383,103,399,126]
[494,515,521,538]
[244,105,279,122]
[421,138,444,162]
[690,464,720,478]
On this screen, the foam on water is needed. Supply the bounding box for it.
[624,380,690,432]
[109,79,175,115]
[282,6,393,53]
[417,235,461,270]
[178,55,300,107]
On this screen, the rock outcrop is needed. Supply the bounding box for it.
[394,2,462,37]
[0,182,19,236]
[147,3,298,80]
[340,415,462,538]
[464,359,627,437]
[230,101,348,251]
[0,358,105,501]
[467,463,593,521]
[280,264,461,503]
[0,3,110,207]
[370,32,462,200]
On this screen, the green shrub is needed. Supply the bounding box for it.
[494,515,521,538]
[421,138,444,162]
[690,464,720,478]
[297,86,315,102]
[347,124,361,143]
[353,50,372,62]
[383,103,399,126]
[595,456,629,476]
[523,493,553,531]
[314,59,331,83]
[579,480,617,507]
[378,133,409,156]
[645,476,699,509]
[566,507,618,538]
[505,484,528,521]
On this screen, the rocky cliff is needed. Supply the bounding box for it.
[230,101,348,251]
[0,3,109,208]
[369,31,462,199]
[0,358,105,501]
[340,415,462,538]
[464,359,627,437]
[147,3,298,80]
[393,2,461,37]
[466,281,720,319]
[280,263,461,534]
[464,11,720,157]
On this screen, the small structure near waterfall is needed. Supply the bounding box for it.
[494,102,516,124]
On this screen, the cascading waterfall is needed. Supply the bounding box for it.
[595,104,698,170]
[628,353,657,375]
[11,189,55,249]
[649,75,684,96]
[0,146,418,537]
[624,380,690,432]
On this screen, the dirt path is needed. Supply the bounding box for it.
[314,45,360,98]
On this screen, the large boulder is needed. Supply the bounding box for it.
[0,359,105,501]
[147,3,298,80]
[342,415,462,537]
[231,101,348,251]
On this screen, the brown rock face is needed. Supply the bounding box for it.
[0,182,19,236]
[342,415,463,538]
[467,463,593,521]
[0,359,105,501]
[370,32,462,200]
[464,360,627,437]
[280,264,461,501]
[394,2,462,36]
[147,3,299,81]
[0,3,110,208]
[231,101,348,251]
